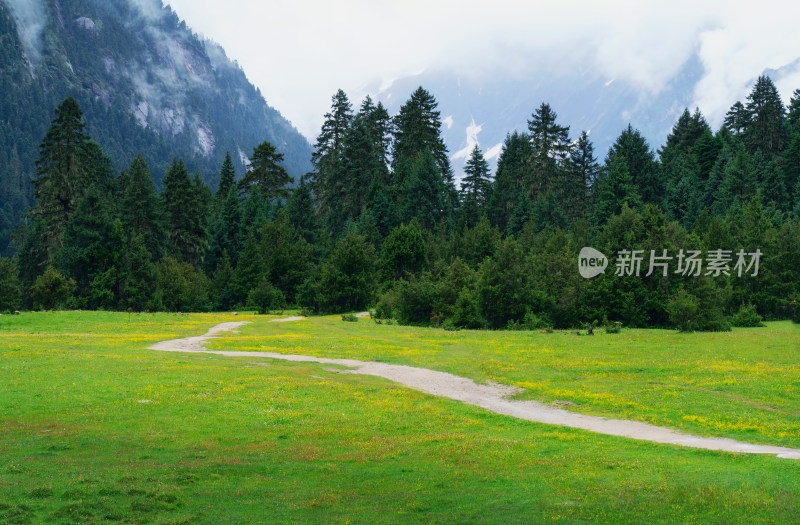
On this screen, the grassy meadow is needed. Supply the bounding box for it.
[1,311,799,523]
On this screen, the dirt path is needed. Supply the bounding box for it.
[149,322,800,460]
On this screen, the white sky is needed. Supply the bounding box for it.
[165,0,800,141]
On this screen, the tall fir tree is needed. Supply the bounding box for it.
[162,158,208,266]
[460,146,492,228]
[392,87,457,221]
[238,141,293,201]
[119,154,164,257]
[216,152,237,200]
[312,89,353,220]
[563,130,598,220]
[743,75,788,157]
[31,97,113,259]
[592,154,642,224]
[488,132,531,232]
[605,125,660,204]
[787,89,800,133]
[527,102,571,198]
[398,149,445,230]
[724,101,750,136]
[206,186,242,272]
[358,95,393,167]
[713,144,756,215]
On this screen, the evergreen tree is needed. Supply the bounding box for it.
[392,87,457,220]
[312,89,353,219]
[119,154,164,257]
[714,144,756,215]
[506,193,533,237]
[527,103,571,198]
[398,149,445,230]
[287,175,319,244]
[358,95,393,167]
[605,125,660,204]
[379,219,427,281]
[216,152,237,199]
[531,190,568,231]
[460,146,492,228]
[206,186,242,272]
[317,229,376,312]
[124,232,157,312]
[31,97,112,259]
[238,141,292,201]
[660,108,711,167]
[756,155,789,210]
[782,131,800,200]
[563,130,598,220]
[234,230,266,304]
[592,154,642,224]
[212,250,237,310]
[162,158,208,266]
[488,132,531,231]
[744,75,788,157]
[57,184,118,296]
[694,127,723,181]
[0,257,20,312]
[724,101,749,135]
[664,154,704,228]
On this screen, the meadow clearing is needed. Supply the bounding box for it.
[1,311,799,523]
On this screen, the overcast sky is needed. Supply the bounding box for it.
[165,0,800,141]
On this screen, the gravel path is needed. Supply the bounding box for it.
[149,322,800,460]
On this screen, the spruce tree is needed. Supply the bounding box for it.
[212,250,237,310]
[399,149,445,230]
[206,186,242,272]
[358,95,393,167]
[0,257,20,312]
[119,154,164,257]
[488,132,531,231]
[392,87,457,220]
[460,145,492,228]
[714,144,756,215]
[217,152,237,199]
[660,108,711,167]
[287,175,319,244]
[32,97,112,259]
[234,230,266,303]
[124,232,157,312]
[563,130,598,220]
[162,158,208,266]
[724,101,750,136]
[744,75,788,157]
[527,103,571,198]
[238,141,292,201]
[664,154,704,228]
[592,154,642,224]
[312,89,353,219]
[605,125,660,204]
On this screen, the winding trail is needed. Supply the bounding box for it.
[149,321,800,460]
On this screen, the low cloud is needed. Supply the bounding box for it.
[4,0,46,62]
[164,0,800,139]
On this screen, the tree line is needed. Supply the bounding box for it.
[1,75,799,330]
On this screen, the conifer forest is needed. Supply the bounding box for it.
[2,77,800,331]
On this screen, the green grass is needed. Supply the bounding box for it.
[1,312,799,523]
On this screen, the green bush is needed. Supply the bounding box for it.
[667,289,699,332]
[731,303,764,327]
[341,313,358,322]
[247,279,285,315]
[30,267,75,311]
[373,291,395,320]
[507,311,551,331]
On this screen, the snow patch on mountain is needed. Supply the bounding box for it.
[451,117,483,163]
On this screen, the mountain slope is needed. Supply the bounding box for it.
[0,0,312,255]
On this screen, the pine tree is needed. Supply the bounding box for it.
[234,230,266,303]
[724,101,750,135]
[563,130,598,220]
[287,175,319,244]
[162,158,208,266]
[755,155,788,210]
[312,89,353,219]
[238,141,292,201]
[664,154,704,228]
[0,257,20,312]
[119,154,164,257]
[399,149,445,230]
[526,102,570,199]
[660,108,711,167]
[31,97,112,259]
[782,131,800,200]
[57,184,117,296]
[124,232,157,312]
[788,89,800,132]
[206,186,242,272]
[714,144,756,215]
[488,132,531,231]
[392,87,456,220]
[592,154,642,224]
[694,127,723,181]
[605,125,660,204]
[358,95,393,167]
[506,193,532,237]
[212,250,236,310]
[744,75,788,157]
[216,152,236,199]
[460,146,492,228]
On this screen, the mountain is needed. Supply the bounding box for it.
[372,59,705,177]
[0,0,312,255]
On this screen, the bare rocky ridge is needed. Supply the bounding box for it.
[149,321,800,460]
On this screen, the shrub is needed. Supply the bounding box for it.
[507,311,551,331]
[730,303,764,328]
[341,313,358,322]
[667,289,700,332]
[373,290,395,320]
[30,267,75,310]
[247,279,285,315]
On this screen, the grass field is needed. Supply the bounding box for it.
[1,312,799,523]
